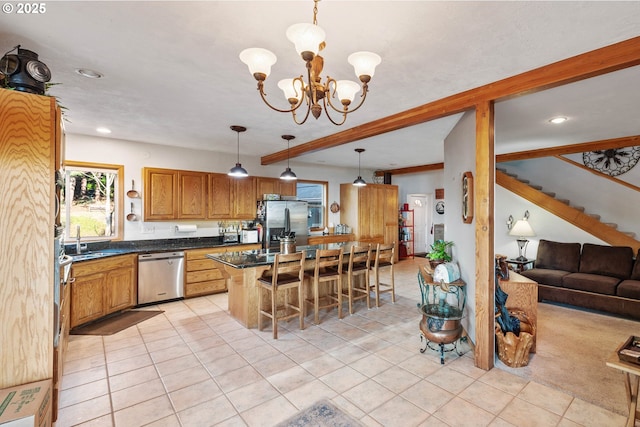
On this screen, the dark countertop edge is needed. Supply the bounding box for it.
[68,237,261,262]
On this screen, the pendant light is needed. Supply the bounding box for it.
[353,148,367,187]
[228,125,248,177]
[280,134,297,181]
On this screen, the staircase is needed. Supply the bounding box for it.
[496,169,640,253]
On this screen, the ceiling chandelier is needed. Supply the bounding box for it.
[239,0,381,126]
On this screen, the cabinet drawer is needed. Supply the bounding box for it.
[187,258,217,272]
[185,279,226,297]
[186,247,226,260]
[73,254,136,276]
[186,269,224,283]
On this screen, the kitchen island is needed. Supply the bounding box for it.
[208,242,365,328]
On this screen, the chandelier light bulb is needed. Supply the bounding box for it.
[239,48,277,79]
[286,23,326,57]
[278,78,304,103]
[348,51,382,81]
[335,80,360,105]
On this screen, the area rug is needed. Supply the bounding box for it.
[70,310,163,335]
[275,399,363,427]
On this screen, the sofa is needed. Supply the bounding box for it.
[520,239,640,320]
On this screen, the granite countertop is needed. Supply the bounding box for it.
[208,241,363,269]
[67,236,258,262]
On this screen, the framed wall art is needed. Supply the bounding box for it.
[462,171,473,224]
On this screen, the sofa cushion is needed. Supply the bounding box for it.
[630,250,640,280]
[617,280,640,299]
[562,272,621,295]
[534,240,581,272]
[520,268,569,287]
[579,243,634,280]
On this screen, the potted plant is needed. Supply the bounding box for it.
[426,240,454,269]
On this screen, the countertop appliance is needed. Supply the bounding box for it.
[256,200,308,250]
[138,251,184,305]
[241,229,259,244]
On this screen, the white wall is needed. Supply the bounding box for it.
[66,134,363,241]
[442,111,477,341]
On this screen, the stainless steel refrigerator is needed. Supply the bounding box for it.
[257,200,308,250]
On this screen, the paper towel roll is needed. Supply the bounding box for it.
[176,224,197,233]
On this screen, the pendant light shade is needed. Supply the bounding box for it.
[228,125,248,177]
[280,134,297,181]
[353,148,367,187]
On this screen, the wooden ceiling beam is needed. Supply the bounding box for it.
[261,36,640,166]
[373,163,444,176]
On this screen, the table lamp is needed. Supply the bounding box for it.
[509,219,536,261]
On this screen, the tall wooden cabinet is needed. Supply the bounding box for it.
[340,183,399,246]
[0,89,58,389]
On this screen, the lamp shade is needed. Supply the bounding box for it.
[335,80,360,104]
[286,23,326,56]
[278,78,304,102]
[509,220,535,238]
[280,167,297,181]
[353,176,367,187]
[348,51,382,79]
[228,163,248,177]
[239,48,277,77]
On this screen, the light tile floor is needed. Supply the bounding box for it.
[58,257,627,427]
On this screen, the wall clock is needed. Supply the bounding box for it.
[462,171,473,224]
[583,146,640,176]
[435,201,445,214]
[330,202,340,213]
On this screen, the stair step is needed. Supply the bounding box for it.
[518,179,530,184]
[556,198,570,205]
[572,205,585,212]
[543,191,556,197]
[623,231,637,238]
[506,172,518,178]
[587,213,601,221]
[530,185,543,190]
[497,168,507,173]
[604,223,618,230]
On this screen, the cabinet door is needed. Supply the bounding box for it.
[383,185,399,246]
[279,180,297,197]
[144,168,178,220]
[207,173,233,218]
[255,177,277,198]
[178,171,207,219]
[70,272,106,328]
[233,177,257,219]
[105,266,136,314]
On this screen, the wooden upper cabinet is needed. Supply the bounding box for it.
[144,167,178,221]
[207,173,233,218]
[233,177,257,219]
[340,183,398,245]
[178,171,207,219]
[255,177,296,198]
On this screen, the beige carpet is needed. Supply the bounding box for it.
[497,301,639,415]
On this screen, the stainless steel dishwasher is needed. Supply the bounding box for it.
[138,251,185,305]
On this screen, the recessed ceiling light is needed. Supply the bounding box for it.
[549,116,568,124]
[96,127,111,134]
[75,68,104,79]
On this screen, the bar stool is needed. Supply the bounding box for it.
[371,242,396,307]
[257,251,305,339]
[304,248,344,324]
[342,244,372,315]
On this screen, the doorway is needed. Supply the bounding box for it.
[407,194,430,255]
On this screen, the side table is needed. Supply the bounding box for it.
[606,352,640,427]
[506,258,535,274]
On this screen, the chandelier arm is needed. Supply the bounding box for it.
[291,104,312,125]
[321,96,348,126]
[256,81,306,114]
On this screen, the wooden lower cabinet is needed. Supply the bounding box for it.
[70,254,137,328]
[185,245,260,297]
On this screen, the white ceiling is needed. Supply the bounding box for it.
[2,1,639,171]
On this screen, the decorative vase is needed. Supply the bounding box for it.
[495,310,535,367]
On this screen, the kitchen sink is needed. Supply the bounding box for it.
[71,249,130,261]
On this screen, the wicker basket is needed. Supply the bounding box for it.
[495,309,535,368]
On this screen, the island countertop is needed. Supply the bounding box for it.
[206,241,366,268]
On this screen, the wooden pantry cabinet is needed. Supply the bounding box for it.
[184,244,260,297]
[70,254,137,328]
[340,183,398,246]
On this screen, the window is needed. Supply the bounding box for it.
[296,180,327,230]
[61,161,124,243]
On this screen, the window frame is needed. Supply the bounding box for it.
[62,161,124,243]
[296,179,328,231]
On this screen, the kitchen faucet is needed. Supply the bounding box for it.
[76,225,86,254]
